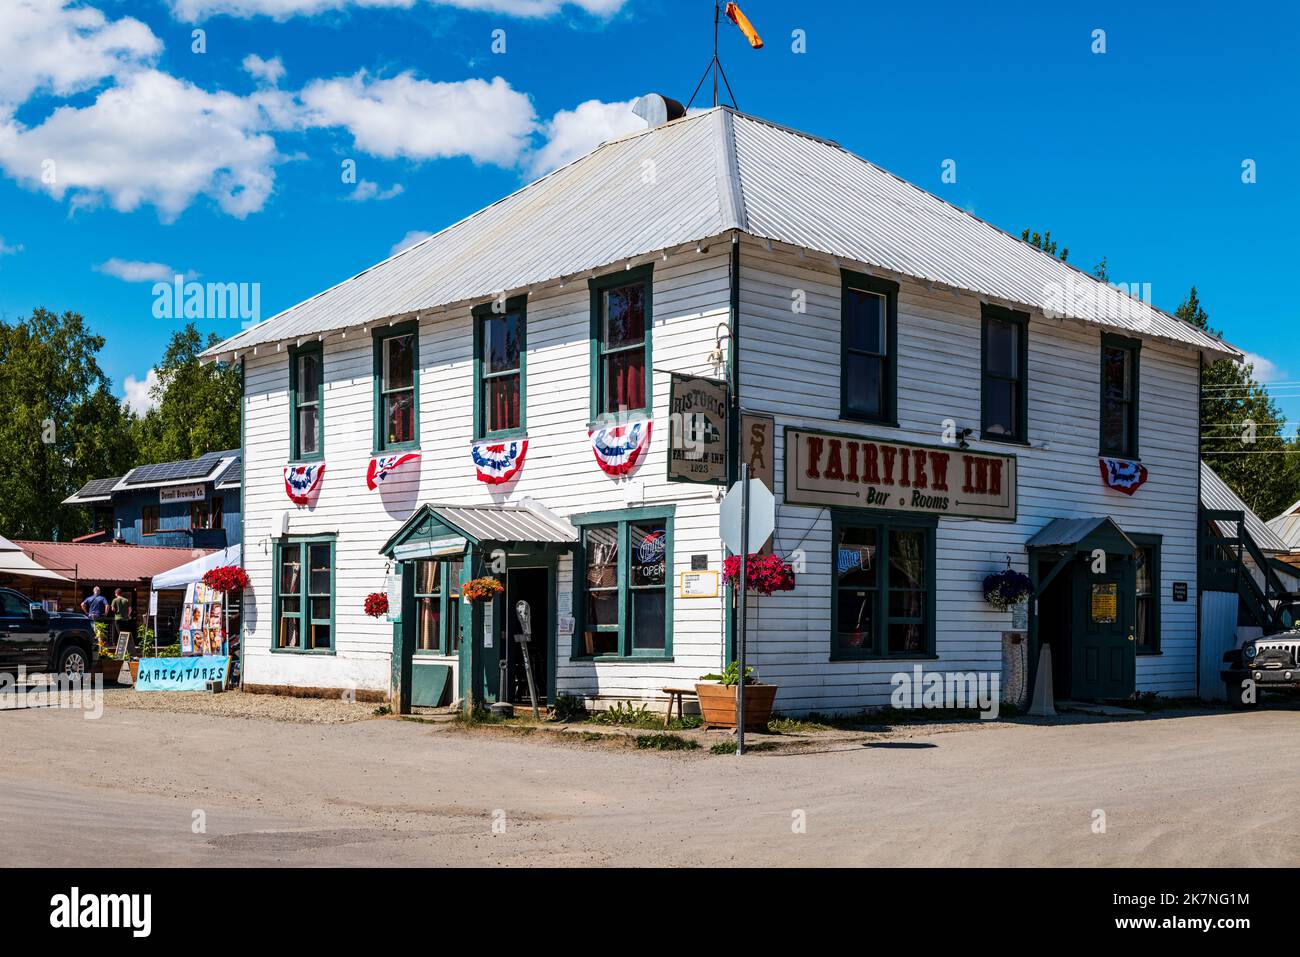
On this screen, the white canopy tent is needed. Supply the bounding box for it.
[0,534,70,583]
[151,544,241,590]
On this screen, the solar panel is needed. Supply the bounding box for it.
[123,450,233,486]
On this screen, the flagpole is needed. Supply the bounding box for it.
[712,0,720,108]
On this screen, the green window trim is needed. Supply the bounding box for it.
[1131,532,1162,655]
[372,321,421,454]
[980,303,1029,444]
[412,556,465,656]
[830,511,937,661]
[589,264,654,422]
[472,296,527,440]
[1099,332,1141,459]
[840,269,899,426]
[271,534,336,655]
[288,342,324,462]
[570,505,674,661]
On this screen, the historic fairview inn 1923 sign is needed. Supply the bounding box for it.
[783,428,1017,520]
[668,373,728,484]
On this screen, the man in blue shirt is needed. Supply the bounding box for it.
[81,586,108,621]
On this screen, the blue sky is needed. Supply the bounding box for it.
[1,0,1296,420]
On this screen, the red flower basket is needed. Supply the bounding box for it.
[722,553,796,596]
[202,565,250,594]
[364,592,389,618]
[462,576,504,604]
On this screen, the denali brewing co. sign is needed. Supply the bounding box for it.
[784,428,1017,520]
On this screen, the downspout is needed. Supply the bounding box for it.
[1195,353,1203,699]
[725,231,741,664]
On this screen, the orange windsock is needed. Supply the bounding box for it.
[724,2,763,49]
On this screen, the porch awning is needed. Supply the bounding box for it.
[1025,516,1136,555]
[380,498,579,560]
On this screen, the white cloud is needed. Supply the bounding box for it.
[346,179,404,201]
[390,230,432,255]
[166,0,625,24]
[0,235,22,256]
[299,72,536,166]
[121,368,161,416]
[242,53,286,86]
[527,97,642,176]
[0,69,281,221]
[95,258,197,282]
[0,0,161,113]
[1245,352,1285,384]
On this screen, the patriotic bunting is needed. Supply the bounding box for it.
[472,438,528,485]
[590,415,653,477]
[1098,457,1148,495]
[284,463,326,505]
[366,451,421,491]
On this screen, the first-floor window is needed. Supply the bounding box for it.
[276,538,334,651]
[1134,541,1160,653]
[833,518,934,658]
[414,558,463,654]
[577,512,671,657]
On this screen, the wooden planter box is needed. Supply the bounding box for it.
[695,682,777,731]
[99,659,123,681]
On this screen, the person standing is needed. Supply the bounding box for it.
[81,586,108,622]
[111,588,132,650]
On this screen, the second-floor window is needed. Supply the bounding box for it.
[374,325,419,451]
[981,304,1028,442]
[141,505,159,536]
[290,344,323,460]
[1100,334,1140,458]
[474,297,526,438]
[590,265,652,417]
[840,270,898,424]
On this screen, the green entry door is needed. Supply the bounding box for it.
[1072,558,1136,700]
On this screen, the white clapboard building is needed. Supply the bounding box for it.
[204,101,1241,713]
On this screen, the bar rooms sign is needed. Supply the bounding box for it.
[784,428,1017,520]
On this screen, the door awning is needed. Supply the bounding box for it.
[380,498,579,560]
[1025,516,1136,555]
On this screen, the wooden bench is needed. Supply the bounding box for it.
[661,686,698,727]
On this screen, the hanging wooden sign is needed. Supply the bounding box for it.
[783,428,1016,520]
[668,374,728,484]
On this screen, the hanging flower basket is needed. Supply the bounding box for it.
[202,565,250,594]
[722,553,796,596]
[363,592,389,618]
[983,569,1033,610]
[462,576,504,604]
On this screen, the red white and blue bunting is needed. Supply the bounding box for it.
[1099,456,1148,495]
[590,415,652,477]
[472,438,528,485]
[284,463,326,505]
[366,451,421,490]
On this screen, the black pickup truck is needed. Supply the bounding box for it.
[0,587,97,675]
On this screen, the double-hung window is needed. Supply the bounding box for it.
[413,557,464,655]
[274,537,335,652]
[841,270,898,424]
[1100,334,1140,458]
[474,297,526,438]
[290,344,323,460]
[574,508,673,658]
[832,515,935,659]
[981,304,1028,442]
[590,265,652,417]
[141,505,159,536]
[374,325,419,451]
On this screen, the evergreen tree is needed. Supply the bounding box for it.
[133,324,241,463]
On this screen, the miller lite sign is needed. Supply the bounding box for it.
[784,428,1017,521]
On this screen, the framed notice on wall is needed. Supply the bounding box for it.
[678,570,719,598]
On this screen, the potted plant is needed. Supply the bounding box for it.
[722,552,796,595]
[462,576,504,604]
[695,660,778,730]
[983,567,1033,610]
[363,592,389,618]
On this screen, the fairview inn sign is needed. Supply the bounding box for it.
[783,428,1017,520]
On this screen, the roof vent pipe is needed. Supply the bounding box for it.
[632,93,687,128]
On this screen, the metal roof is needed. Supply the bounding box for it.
[427,500,578,545]
[213,457,242,489]
[1025,516,1135,551]
[1200,461,1289,553]
[203,108,1240,363]
[120,449,237,488]
[1266,500,1300,549]
[63,476,123,505]
[13,541,214,584]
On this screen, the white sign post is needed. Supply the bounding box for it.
[718,469,775,756]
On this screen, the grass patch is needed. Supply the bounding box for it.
[372,704,392,716]
[634,733,699,751]
[588,700,702,731]
[553,694,588,721]
[452,706,509,726]
[709,739,779,755]
[767,714,832,734]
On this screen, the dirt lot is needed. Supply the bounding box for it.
[2,693,1296,867]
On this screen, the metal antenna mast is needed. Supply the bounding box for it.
[687,0,739,110]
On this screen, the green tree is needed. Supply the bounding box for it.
[1181,287,1299,518]
[0,308,139,539]
[133,324,241,463]
[1021,228,1068,263]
